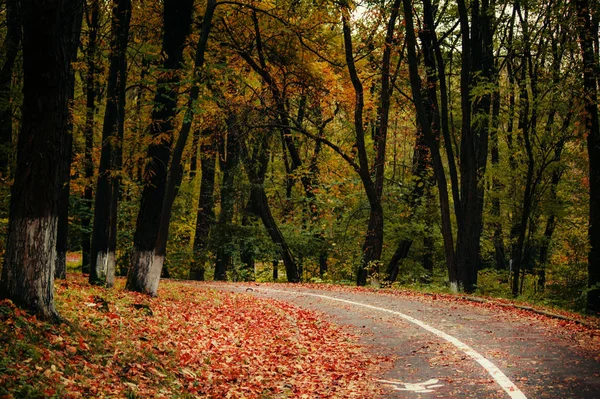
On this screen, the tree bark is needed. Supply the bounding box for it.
[126,0,194,295]
[81,0,101,275]
[400,0,458,286]
[152,0,217,285]
[241,134,299,282]
[454,0,494,292]
[214,115,240,281]
[90,0,131,287]
[190,128,217,281]
[575,0,600,313]
[0,0,83,320]
[341,1,399,285]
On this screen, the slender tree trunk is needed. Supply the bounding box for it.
[490,86,506,269]
[90,0,131,287]
[241,134,299,282]
[0,0,83,320]
[81,0,100,275]
[214,116,240,281]
[189,128,200,180]
[126,0,194,295]
[341,2,399,285]
[55,132,74,280]
[190,128,217,281]
[152,0,217,286]
[575,0,600,313]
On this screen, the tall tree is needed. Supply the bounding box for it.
[575,0,600,313]
[81,0,101,274]
[0,0,83,319]
[340,0,401,285]
[89,0,132,287]
[152,0,217,287]
[126,0,194,295]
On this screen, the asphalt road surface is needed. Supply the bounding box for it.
[198,283,600,398]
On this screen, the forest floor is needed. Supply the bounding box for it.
[2,277,600,398]
[0,275,387,398]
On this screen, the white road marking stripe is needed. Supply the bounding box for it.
[263,288,528,399]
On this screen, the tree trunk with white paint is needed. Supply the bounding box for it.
[126,0,194,295]
[90,0,131,287]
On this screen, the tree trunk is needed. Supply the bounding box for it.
[241,134,299,283]
[189,128,200,180]
[575,0,600,313]
[55,132,74,280]
[81,0,100,275]
[126,0,194,295]
[214,116,240,281]
[190,129,217,281]
[0,0,83,320]
[0,0,21,176]
[401,0,458,287]
[90,0,131,287]
[341,2,399,285]
[152,0,216,286]
[454,0,493,293]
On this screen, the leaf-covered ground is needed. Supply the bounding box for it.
[0,276,386,398]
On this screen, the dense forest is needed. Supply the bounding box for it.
[0,0,598,318]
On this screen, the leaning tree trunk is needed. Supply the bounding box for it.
[126,0,194,295]
[575,0,600,313]
[90,0,131,287]
[0,0,83,320]
[241,134,299,282]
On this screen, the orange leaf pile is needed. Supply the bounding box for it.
[0,275,384,398]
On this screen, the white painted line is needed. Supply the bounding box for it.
[261,288,528,399]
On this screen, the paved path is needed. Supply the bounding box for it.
[197,283,600,398]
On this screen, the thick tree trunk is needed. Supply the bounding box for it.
[575,0,600,313]
[90,0,131,287]
[0,0,21,176]
[454,0,493,293]
[127,0,194,295]
[81,0,100,275]
[0,0,83,320]
[190,129,217,281]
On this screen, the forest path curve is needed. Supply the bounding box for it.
[195,283,600,398]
